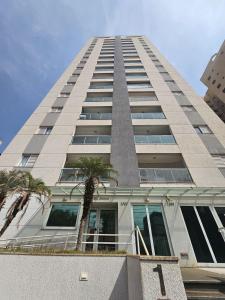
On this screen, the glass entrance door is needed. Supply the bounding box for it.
[85,209,116,251]
[133,205,171,256]
[181,206,225,263]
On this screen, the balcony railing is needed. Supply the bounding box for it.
[129,96,158,102]
[89,84,113,89]
[59,168,108,182]
[85,97,112,102]
[131,112,165,119]
[72,135,111,144]
[79,113,112,120]
[139,168,192,183]
[127,84,152,89]
[134,135,176,144]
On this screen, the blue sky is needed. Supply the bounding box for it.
[0,0,225,152]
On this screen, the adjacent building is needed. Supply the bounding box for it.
[201,40,225,121]
[1,35,225,270]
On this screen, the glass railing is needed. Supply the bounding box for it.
[139,168,192,183]
[59,168,108,182]
[72,135,111,144]
[131,112,165,119]
[134,135,175,144]
[89,84,113,89]
[129,97,158,102]
[127,84,152,89]
[85,97,112,102]
[79,113,112,120]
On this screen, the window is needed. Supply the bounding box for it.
[51,106,63,112]
[217,83,221,89]
[182,105,195,112]
[212,80,216,85]
[37,126,52,135]
[19,154,38,167]
[207,76,211,81]
[46,203,80,228]
[181,206,225,263]
[194,125,212,134]
[133,205,171,256]
[223,88,225,93]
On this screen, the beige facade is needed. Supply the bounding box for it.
[1,36,225,269]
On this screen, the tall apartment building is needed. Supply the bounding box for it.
[1,35,225,270]
[201,40,225,121]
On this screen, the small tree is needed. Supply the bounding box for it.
[70,157,117,251]
[0,170,25,212]
[0,171,51,237]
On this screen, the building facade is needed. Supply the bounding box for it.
[1,36,225,268]
[201,40,225,122]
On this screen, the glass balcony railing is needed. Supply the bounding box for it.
[79,113,112,120]
[59,168,108,182]
[72,135,111,144]
[85,97,112,102]
[134,135,176,144]
[139,168,192,183]
[129,96,158,102]
[131,112,165,119]
[89,84,113,89]
[127,84,152,89]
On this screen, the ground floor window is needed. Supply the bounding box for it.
[181,206,225,263]
[133,205,171,256]
[46,203,79,227]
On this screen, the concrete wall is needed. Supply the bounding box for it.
[0,254,186,300]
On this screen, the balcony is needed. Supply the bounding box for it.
[72,135,111,144]
[85,92,112,103]
[139,168,192,183]
[129,92,158,102]
[126,73,148,79]
[59,154,110,183]
[79,107,112,120]
[134,135,175,144]
[79,113,112,120]
[131,106,165,119]
[127,82,152,89]
[89,82,113,90]
[131,112,165,119]
[138,153,193,184]
[59,168,108,182]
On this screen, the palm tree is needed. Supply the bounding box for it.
[0,172,51,237]
[0,170,25,212]
[69,157,117,251]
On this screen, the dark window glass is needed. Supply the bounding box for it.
[197,206,225,263]
[46,204,79,227]
[215,207,225,226]
[133,206,152,254]
[148,205,171,256]
[181,206,213,262]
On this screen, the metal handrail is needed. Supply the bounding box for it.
[135,226,150,255]
[0,227,150,255]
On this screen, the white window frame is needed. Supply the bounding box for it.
[43,202,80,230]
[37,126,52,135]
[19,154,38,167]
[51,106,63,112]
[194,125,212,134]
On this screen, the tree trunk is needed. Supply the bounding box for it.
[0,193,29,237]
[76,177,95,251]
[75,217,87,251]
[0,216,14,237]
[0,191,6,211]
